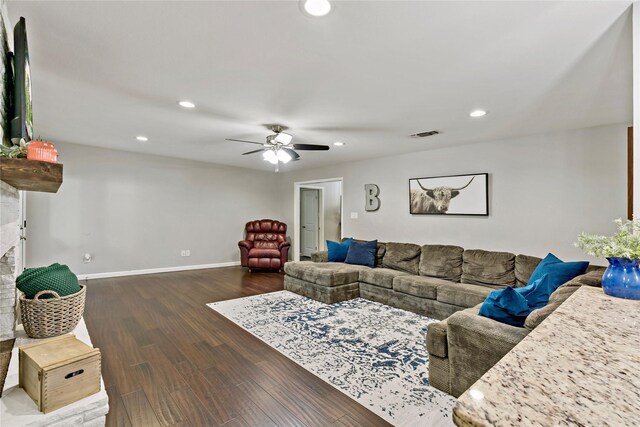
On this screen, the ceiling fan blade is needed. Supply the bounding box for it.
[242,149,266,155]
[225,138,263,145]
[292,143,330,151]
[281,147,300,161]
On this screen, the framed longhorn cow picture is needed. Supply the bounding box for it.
[409,173,489,215]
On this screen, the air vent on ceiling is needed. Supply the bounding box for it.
[410,130,440,138]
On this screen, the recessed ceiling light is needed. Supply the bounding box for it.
[333,141,345,146]
[303,0,332,17]
[136,136,149,142]
[178,100,196,109]
[469,110,487,118]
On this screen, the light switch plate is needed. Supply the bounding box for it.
[350,212,358,219]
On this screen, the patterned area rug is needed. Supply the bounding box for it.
[208,291,455,426]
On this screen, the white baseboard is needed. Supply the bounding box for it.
[77,261,242,280]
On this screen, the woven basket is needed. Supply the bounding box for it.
[19,284,86,339]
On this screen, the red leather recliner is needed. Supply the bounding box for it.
[239,219,290,271]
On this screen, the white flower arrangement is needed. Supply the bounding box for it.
[576,218,640,260]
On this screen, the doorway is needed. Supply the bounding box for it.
[300,188,320,259]
[293,178,343,261]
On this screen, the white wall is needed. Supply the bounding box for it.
[280,124,628,263]
[26,142,281,275]
[634,2,640,214]
[316,180,342,244]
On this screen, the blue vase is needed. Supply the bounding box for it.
[602,257,640,300]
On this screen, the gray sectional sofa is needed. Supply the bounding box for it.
[283,240,604,397]
[285,242,542,319]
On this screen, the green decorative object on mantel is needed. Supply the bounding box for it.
[576,218,640,300]
[0,138,27,158]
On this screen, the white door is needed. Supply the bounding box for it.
[300,189,319,257]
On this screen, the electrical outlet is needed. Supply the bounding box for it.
[185,249,190,256]
[350,212,358,219]
[180,250,186,257]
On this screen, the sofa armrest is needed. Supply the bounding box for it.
[446,306,530,397]
[311,250,329,262]
[426,319,448,358]
[238,240,253,250]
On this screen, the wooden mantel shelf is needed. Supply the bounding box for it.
[0,158,63,193]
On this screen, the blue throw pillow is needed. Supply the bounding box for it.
[327,238,352,262]
[480,254,590,326]
[528,253,589,287]
[344,239,377,267]
[515,274,557,311]
[479,287,530,327]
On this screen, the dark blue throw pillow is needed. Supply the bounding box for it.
[344,239,377,268]
[327,238,352,262]
[480,253,590,326]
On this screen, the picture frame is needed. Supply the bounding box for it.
[409,173,489,216]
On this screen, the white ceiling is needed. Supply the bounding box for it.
[7,1,634,172]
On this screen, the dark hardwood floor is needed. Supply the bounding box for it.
[84,267,391,427]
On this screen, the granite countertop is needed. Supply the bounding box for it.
[453,286,640,427]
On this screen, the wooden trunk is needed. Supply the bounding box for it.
[18,334,101,413]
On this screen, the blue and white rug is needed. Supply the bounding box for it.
[208,291,455,426]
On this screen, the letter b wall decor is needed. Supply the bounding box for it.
[365,184,380,211]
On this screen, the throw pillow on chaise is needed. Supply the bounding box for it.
[327,238,352,262]
[345,239,378,268]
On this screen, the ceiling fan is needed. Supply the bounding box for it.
[226,125,330,171]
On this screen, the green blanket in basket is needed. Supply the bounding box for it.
[16,263,81,299]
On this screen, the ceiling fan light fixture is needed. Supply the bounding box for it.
[274,132,293,145]
[263,150,278,165]
[303,0,332,17]
[277,149,292,164]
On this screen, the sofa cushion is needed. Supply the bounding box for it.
[393,275,454,300]
[575,268,605,287]
[523,301,561,331]
[524,281,581,330]
[461,249,516,288]
[515,254,542,287]
[359,268,410,289]
[375,242,387,267]
[426,319,448,358]
[419,244,464,281]
[283,261,368,287]
[437,282,493,308]
[382,242,422,274]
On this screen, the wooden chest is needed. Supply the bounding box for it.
[19,334,101,413]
